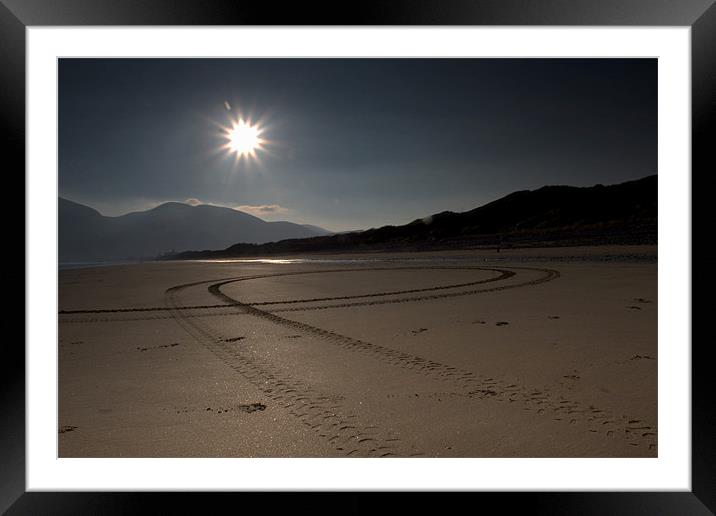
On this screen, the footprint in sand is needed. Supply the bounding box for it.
[137,343,180,352]
[237,403,267,413]
[630,354,655,361]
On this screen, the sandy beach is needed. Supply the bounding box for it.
[58,245,657,458]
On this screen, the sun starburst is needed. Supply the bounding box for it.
[221,117,266,161]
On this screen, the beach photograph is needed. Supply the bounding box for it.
[58,58,657,459]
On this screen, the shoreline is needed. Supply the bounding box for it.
[60,244,658,271]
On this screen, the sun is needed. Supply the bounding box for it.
[224,118,264,159]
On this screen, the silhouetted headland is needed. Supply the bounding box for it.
[166,175,656,260]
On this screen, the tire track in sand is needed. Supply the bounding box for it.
[165,281,420,458]
[162,266,512,457]
[61,266,511,315]
[207,266,657,453]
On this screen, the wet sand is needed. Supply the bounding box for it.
[58,245,657,457]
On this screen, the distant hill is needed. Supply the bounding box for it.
[170,175,657,260]
[300,224,334,236]
[59,198,327,262]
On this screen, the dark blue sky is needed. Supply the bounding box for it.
[59,58,656,231]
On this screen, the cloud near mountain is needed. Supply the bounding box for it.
[183,199,288,217]
[235,204,289,216]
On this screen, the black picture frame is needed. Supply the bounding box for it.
[5,0,715,513]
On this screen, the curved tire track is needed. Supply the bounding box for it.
[206,266,656,452]
[165,280,419,458]
[61,266,510,315]
[162,266,517,457]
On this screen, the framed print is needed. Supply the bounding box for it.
[5,0,715,513]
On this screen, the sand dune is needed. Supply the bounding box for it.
[59,245,657,457]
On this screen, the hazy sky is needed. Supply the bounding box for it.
[59,58,656,232]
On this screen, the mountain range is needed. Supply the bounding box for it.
[59,198,330,262]
[170,175,657,259]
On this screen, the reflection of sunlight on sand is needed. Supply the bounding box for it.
[195,258,305,265]
[192,258,385,265]
[189,248,658,267]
